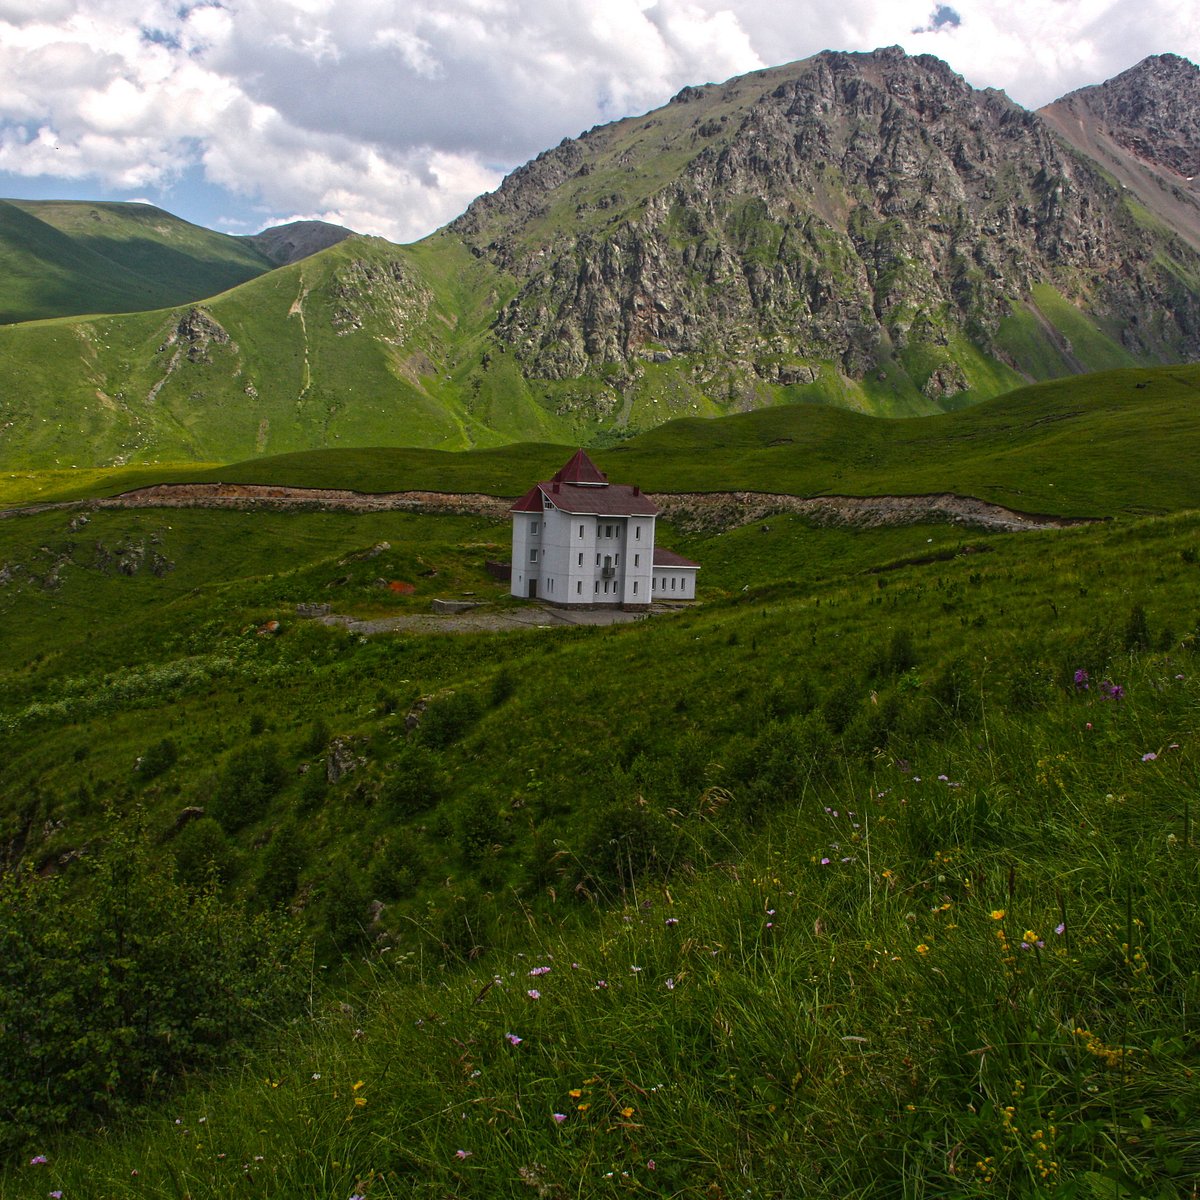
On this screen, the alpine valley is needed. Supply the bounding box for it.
[3,44,1200,1200]
[3,46,1200,473]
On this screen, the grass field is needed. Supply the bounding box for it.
[2,368,1200,1194]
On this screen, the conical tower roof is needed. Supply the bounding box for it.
[551,449,608,486]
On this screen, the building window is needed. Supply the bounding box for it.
[633,581,638,595]
[671,577,676,590]
[529,548,538,563]
[577,581,582,594]
[635,525,641,540]
[530,520,539,534]
[595,553,601,566]
[614,554,619,566]
[578,552,583,566]
[605,524,613,538]
[579,524,584,537]
[634,553,639,566]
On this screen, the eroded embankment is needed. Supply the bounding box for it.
[2,482,1100,534]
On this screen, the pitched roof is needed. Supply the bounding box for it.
[510,484,544,514]
[509,451,659,517]
[653,547,700,568]
[552,449,607,486]
[542,480,658,516]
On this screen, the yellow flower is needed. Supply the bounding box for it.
[990,910,1006,920]
[1023,930,1038,943]
[916,943,930,954]
[352,1080,365,1091]
[568,1089,582,1098]
[577,1103,590,1112]
[621,1107,634,1118]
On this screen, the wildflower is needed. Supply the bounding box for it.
[665,977,676,990]
[1023,930,1038,943]
[916,944,930,955]
[665,917,679,927]
[312,1073,321,1080]
[621,1106,635,1118]
[527,989,541,1000]
[455,1149,473,1159]
[569,1089,583,1098]
[1142,752,1158,761]
[505,1033,522,1046]
[630,965,642,973]
[647,1160,657,1171]
[595,979,608,988]
[820,857,831,865]
[529,966,551,976]
[552,1113,567,1123]
[1055,923,1066,935]
[1074,668,1089,691]
[30,1156,48,1166]
[990,910,1006,920]
[50,1192,63,1199]
[352,1080,365,1091]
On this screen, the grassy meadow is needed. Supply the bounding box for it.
[2,435,1200,1195]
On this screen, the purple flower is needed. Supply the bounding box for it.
[50,1193,63,1200]
[526,989,541,1000]
[1101,681,1125,701]
[552,1112,567,1123]
[1142,752,1158,762]
[665,977,676,990]
[505,1033,522,1046]
[665,917,679,927]
[820,857,831,865]
[455,1149,473,1160]
[1074,668,1089,691]
[528,966,551,977]
[30,1156,48,1166]
[1055,923,1066,935]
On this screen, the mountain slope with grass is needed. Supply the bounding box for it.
[1,490,1198,1194]
[3,50,1200,472]
[0,200,277,323]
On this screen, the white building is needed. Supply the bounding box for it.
[510,450,698,609]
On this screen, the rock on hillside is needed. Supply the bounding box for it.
[452,47,1200,399]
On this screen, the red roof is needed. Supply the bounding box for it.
[653,547,700,568]
[510,484,544,514]
[552,449,608,486]
[510,452,659,517]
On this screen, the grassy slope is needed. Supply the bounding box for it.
[8,363,1194,521]
[0,236,577,473]
[0,200,272,324]
[1,497,1199,1195]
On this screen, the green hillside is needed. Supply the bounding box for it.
[0,199,273,324]
[8,364,1196,522]
[1,493,1198,1195]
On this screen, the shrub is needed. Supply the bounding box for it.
[0,810,304,1154]
[173,816,234,887]
[136,736,177,780]
[209,739,286,831]
[380,745,440,816]
[418,691,483,749]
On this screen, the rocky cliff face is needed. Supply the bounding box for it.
[451,48,1200,402]
[1039,55,1200,253]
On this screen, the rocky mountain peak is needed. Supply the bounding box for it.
[1047,53,1200,179]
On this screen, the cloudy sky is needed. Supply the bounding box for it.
[1,0,1197,243]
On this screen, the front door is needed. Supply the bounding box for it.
[528,579,537,598]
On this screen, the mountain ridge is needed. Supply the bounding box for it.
[1,47,1198,471]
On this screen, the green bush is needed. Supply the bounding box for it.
[209,739,286,831]
[172,816,234,887]
[0,810,304,1154]
[135,737,177,781]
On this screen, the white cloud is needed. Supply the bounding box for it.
[0,0,1197,240]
